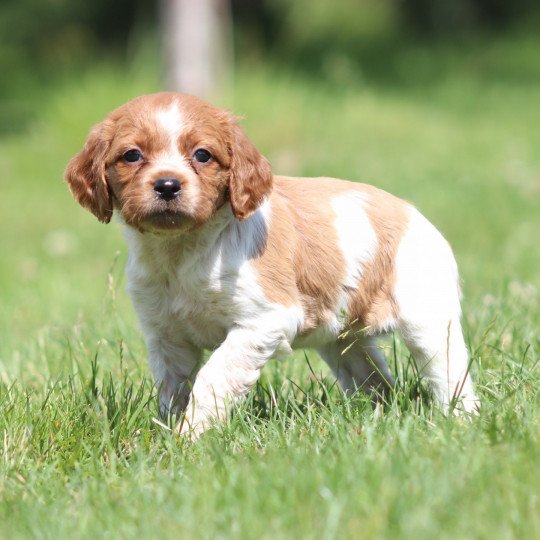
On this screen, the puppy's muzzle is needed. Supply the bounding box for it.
[154,177,181,202]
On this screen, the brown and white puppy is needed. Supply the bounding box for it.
[65,92,478,438]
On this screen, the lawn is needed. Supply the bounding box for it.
[0,34,539,538]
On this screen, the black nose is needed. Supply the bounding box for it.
[154,177,181,201]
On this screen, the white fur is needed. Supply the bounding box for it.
[155,102,184,146]
[332,192,378,290]
[394,207,478,412]
[333,192,378,329]
[150,104,201,215]
[124,200,303,436]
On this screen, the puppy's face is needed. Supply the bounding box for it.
[65,92,272,232]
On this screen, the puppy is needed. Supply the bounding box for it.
[65,92,478,437]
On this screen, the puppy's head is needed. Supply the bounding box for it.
[65,92,272,232]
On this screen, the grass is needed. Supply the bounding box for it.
[0,33,539,538]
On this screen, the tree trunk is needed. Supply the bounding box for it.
[161,0,232,99]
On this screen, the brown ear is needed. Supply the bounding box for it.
[228,121,273,221]
[64,122,113,223]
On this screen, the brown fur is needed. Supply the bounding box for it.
[253,177,410,334]
[251,178,346,332]
[65,123,114,223]
[228,123,273,221]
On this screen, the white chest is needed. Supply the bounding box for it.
[127,263,231,348]
[125,237,275,350]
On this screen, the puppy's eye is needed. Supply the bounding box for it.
[193,149,212,163]
[123,149,143,163]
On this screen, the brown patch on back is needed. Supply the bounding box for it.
[251,177,347,332]
[251,177,410,335]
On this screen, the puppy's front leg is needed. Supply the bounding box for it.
[177,325,287,439]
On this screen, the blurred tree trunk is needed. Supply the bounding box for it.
[161,0,232,99]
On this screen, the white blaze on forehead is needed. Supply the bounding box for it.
[153,101,189,165]
[152,101,199,208]
[155,101,184,145]
[331,191,378,289]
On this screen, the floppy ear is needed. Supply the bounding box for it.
[64,122,113,223]
[228,121,273,221]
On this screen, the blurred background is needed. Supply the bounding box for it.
[2,0,540,124]
[0,0,539,377]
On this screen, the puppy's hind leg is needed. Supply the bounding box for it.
[398,316,478,414]
[394,209,479,414]
[318,335,395,401]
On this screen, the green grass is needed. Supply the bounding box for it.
[0,34,539,538]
